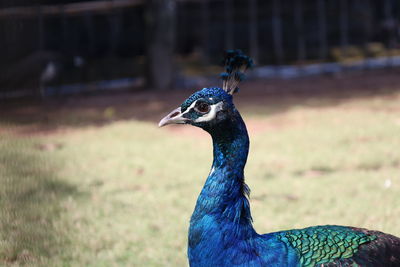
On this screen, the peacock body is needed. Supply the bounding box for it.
[159,50,400,267]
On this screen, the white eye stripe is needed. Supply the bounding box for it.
[181,100,199,116]
[181,99,223,123]
[194,102,223,123]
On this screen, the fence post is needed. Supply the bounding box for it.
[317,0,327,61]
[60,5,69,55]
[145,0,176,90]
[37,5,44,51]
[201,0,210,63]
[37,4,45,98]
[358,0,372,69]
[340,0,349,58]
[84,11,95,57]
[249,0,259,63]
[108,1,121,57]
[294,0,305,63]
[224,0,234,49]
[384,0,395,67]
[272,0,283,65]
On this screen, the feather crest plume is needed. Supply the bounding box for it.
[220,49,253,95]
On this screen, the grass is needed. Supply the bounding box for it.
[1,88,400,266]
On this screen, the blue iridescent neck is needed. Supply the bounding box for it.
[208,112,253,228]
[189,109,256,248]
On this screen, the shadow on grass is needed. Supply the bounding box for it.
[1,69,400,134]
[0,139,77,264]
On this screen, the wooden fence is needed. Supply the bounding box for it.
[0,0,399,96]
[1,0,399,63]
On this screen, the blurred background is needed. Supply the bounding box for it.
[1,0,400,96]
[1,0,400,266]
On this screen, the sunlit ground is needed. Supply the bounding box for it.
[1,73,400,266]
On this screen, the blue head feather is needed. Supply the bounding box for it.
[179,87,235,130]
[181,87,232,112]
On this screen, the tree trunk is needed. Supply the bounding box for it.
[145,0,176,91]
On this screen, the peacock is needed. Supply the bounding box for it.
[159,50,400,267]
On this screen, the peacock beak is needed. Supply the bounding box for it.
[158,107,188,127]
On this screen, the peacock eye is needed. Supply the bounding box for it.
[195,102,210,113]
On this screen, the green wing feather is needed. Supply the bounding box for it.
[277,225,376,266]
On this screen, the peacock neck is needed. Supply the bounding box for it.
[190,111,256,243]
[210,115,250,172]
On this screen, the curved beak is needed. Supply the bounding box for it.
[158,107,188,127]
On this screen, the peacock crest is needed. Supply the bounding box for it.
[220,49,253,95]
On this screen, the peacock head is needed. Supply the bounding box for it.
[159,50,253,132]
[158,87,234,130]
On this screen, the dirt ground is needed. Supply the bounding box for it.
[1,69,400,136]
